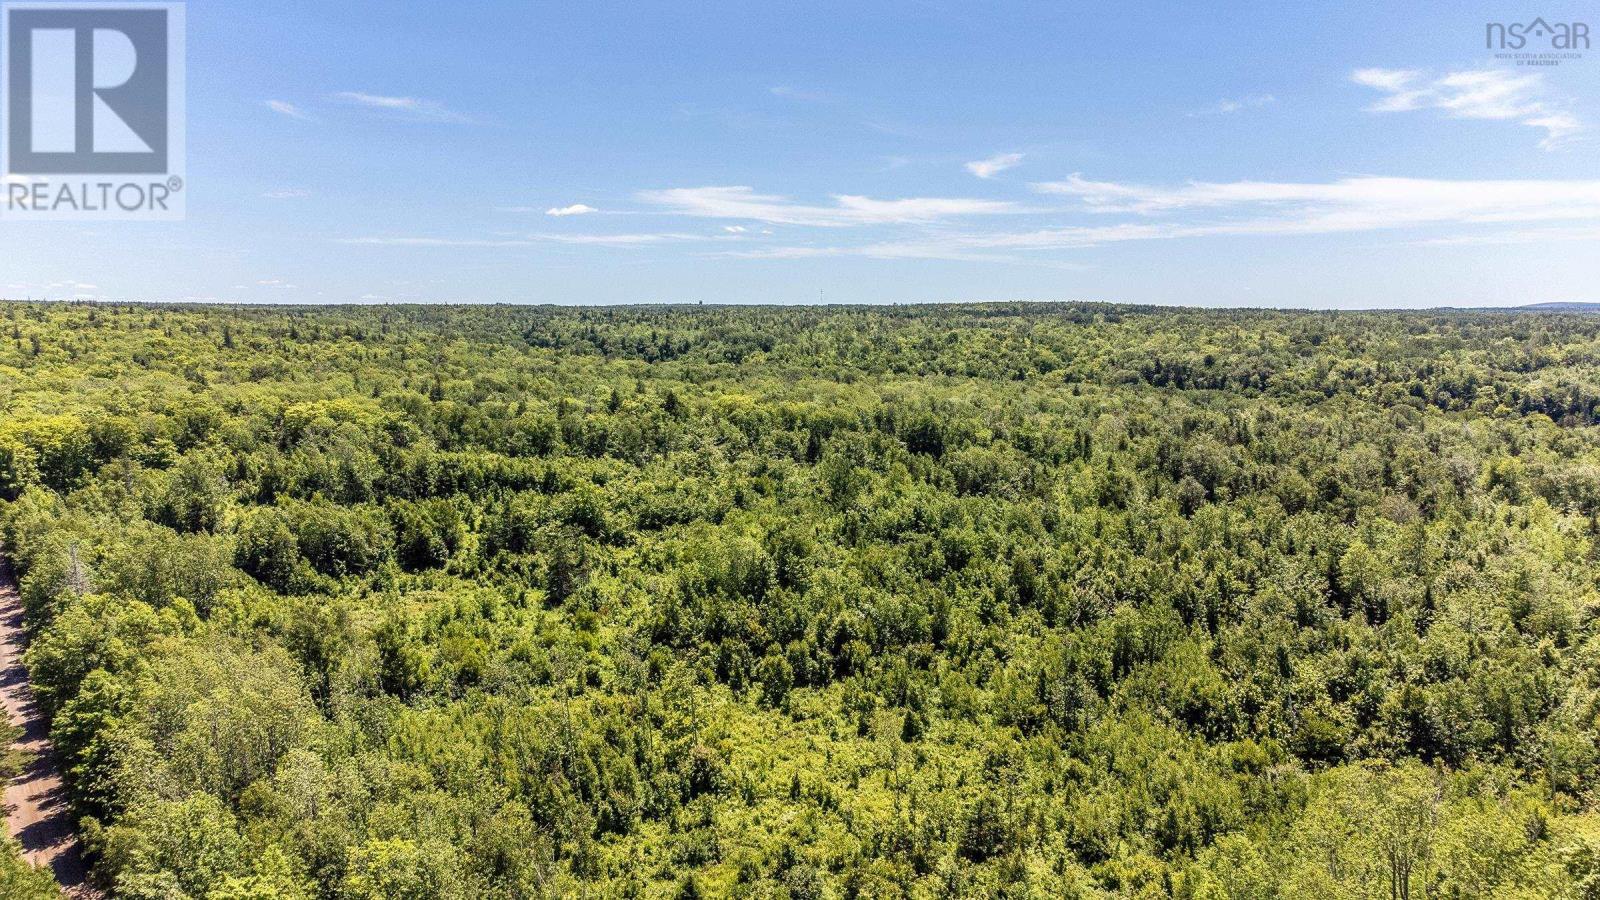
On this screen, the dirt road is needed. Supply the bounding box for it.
[0,558,98,898]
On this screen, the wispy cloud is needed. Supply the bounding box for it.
[537,232,701,245]
[637,185,1021,226]
[1522,113,1582,148]
[354,169,1600,267]
[719,242,1090,267]
[333,92,471,123]
[338,237,533,248]
[338,232,709,248]
[965,152,1024,179]
[1188,94,1275,117]
[8,281,105,300]
[263,188,311,200]
[265,99,310,120]
[769,85,832,103]
[1034,174,1600,229]
[1409,224,1600,247]
[1351,68,1580,149]
[727,174,1600,260]
[545,204,597,217]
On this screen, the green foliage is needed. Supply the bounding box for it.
[0,830,58,900]
[3,300,1600,897]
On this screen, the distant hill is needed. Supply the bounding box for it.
[1517,302,1600,312]
[1454,302,1600,314]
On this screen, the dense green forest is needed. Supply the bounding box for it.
[3,300,1600,898]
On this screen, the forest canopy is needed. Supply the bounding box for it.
[2,300,1600,898]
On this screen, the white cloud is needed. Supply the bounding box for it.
[637,185,1021,226]
[965,152,1024,179]
[1351,67,1580,149]
[263,188,311,199]
[333,92,471,123]
[265,99,310,120]
[723,225,748,234]
[545,204,597,217]
[1188,94,1275,117]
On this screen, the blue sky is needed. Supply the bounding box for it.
[3,0,1599,307]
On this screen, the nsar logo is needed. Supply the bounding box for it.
[1486,18,1590,50]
